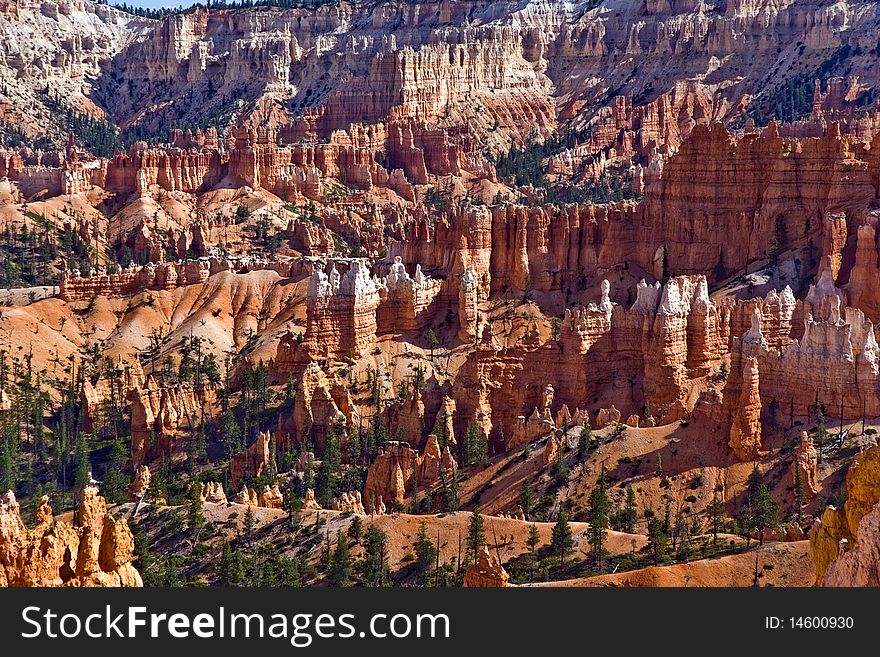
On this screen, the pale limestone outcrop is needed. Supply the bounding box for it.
[302,489,321,510]
[279,361,354,453]
[376,256,442,332]
[541,431,565,466]
[233,485,258,506]
[595,406,621,429]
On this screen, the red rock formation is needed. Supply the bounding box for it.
[375,257,442,333]
[301,259,380,361]
[80,361,145,433]
[385,389,426,447]
[810,445,880,585]
[725,354,763,461]
[230,431,272,488]
[331,491,365,515]
[793,431,819,496]
[363,436,456,513]
[0,488,141,587]
[128,378,213,467]
[277,362,355,452]
[845,220,880,323]
[395,123,880,297]
[462,546,509,587]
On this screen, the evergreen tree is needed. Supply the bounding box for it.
[462,423,489,466]
[709,494,724,547]
[621,486,638,534]
[188,480,204,535]
[329,531,352,587]
[753,484,780,545]
[73,432,90,507]
[320,532,332,569]
[286,474,302,527]
[101,438,128,504]
[526,524,541,582]
[466,508,486,564]
[551,506,574,565]
[315,427,341,508]
[347,515,362,543]
[442,466,459,512]
[553,449,569,484]
[518,479,534,520]
[576,424,592,462]
[587,476,609,570]
[432,409,450,451]
[362,524,390,587]
[244,505,255,542]
[414,521,436,572]
[647,516,668,565]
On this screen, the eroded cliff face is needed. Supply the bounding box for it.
[0,487,142,587]
[810,445,880,586]
[0,0,149,140]
[129,377,214,467]
[363,435,456,513]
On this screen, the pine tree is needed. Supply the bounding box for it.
[576,424,592,462]
[73,432,90,507]
[466,508,486,564]
[315,427,341,507]
[621,486,638,534]
[587,476,609,570]
[414,521,436,572]
[647,516,668,565]
[320,532,332,569]
[244,505,255,542]
[526,524,541,582]
[709,494,724,547]
[753,484,780,545]
[551,506,574,565]
[554,449,569,484]
[518,479,534,520]
[362,524,390,587]
[347,515,362,543]
[329,531,352,587]
[287,473,303,522]
[188,480,204,535]
[463,423,489,466]
[443,465,459,512]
